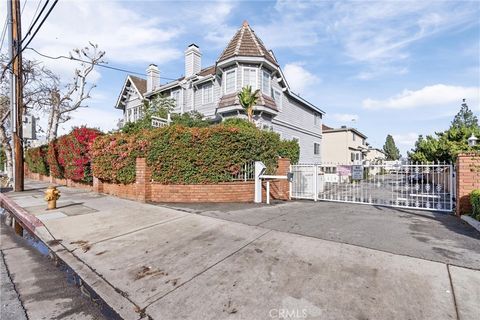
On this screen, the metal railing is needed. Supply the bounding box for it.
[231,160,256,181]
[291,161,454,212]
[151,115,171,128]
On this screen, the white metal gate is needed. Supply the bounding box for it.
[291,162,454,212]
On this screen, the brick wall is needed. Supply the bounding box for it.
[456,153,480,215]
[27,158,291,203]
[24,168,92,191]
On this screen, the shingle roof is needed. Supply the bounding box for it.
[217,21,278,66]
[129,76,147,95]
[197,65,215,77]
[322,124,333,131]
[217,93,278,112]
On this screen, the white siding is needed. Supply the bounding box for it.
[272,122,322,163]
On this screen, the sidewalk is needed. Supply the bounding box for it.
[1,216,106,320]
[1,180,479,320]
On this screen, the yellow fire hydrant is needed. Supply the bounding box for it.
[45,186,61,210]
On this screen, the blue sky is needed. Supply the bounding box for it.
[1,0,479,155]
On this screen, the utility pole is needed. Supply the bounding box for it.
[9,0,24,191]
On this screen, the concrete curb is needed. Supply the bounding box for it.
[460,215,480,233]
[0,193,142,320]
[0,193,43,234]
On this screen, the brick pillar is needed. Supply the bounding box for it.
[93,177,103,193]
[456,153,480,216]
[135,158,152,202]
[271,158,291,200]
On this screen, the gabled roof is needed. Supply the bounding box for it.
[130,76,147,95]
[217,21,278,66]
[323,126,368,139]
[115,75,147,110]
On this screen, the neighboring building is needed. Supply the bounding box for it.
[321,124,368,164]
[364,147,387,163]
[115,21,325,163]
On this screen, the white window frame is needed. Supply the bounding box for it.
[272,88,282,110]
[352,133,356,141]
[202,83,213,105]
[242,67,257,90]
[261,70,271,95]
[314,142,321,156]
[171,89,181,108]
[224,69,237,94]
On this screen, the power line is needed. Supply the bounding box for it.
[26,47,177,80]
[21,0,28,14]
[21,0,49,46]
[1,0,56,75]
[0,15,7,52]
[26,0,43,36]
[21,0,57,49]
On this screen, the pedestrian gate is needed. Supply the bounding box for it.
[291,162,454,212]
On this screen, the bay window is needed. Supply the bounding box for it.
[261,70,270,95]
[224,69,236,94]
[242,67,257,89]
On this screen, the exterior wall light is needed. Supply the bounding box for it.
[468,133,478,147]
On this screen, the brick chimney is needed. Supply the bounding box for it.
[184,44,201,78]
[146,64,160,92]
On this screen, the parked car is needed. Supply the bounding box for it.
[408,173,428,184]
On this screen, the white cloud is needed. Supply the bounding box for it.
[283,62,320,95]
[17,0,183,82]
[362,84,480,110]
[332,113,359,122]
[266,1,479,78]
[58,107,120,135]
[392,132,419,146]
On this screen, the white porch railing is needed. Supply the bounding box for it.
[151,114,171,128]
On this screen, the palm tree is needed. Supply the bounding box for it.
[238,85,260,123]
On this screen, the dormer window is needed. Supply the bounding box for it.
[262,70,271,95]
[242,67,257,89]
[224,69,236,94]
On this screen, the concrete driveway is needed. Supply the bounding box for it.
[3,182,480,320]
[160,201,480,270]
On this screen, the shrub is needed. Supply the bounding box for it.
[470,189,480,221]
[47,140,63,179]
[92,122,299,185]
[222,118,256,130]
[278,139,300,164]
[56,127,102,183]
[43,127,101,182]
[145,124,286,184]
[91,131,148,184]
[25,145,49,175]
[171,111,210,128]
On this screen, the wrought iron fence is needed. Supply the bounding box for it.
[291,161,454,212]
[231,160,256,181]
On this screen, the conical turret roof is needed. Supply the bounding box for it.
[217,21,278,66]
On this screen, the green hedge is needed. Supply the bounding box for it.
[470,189,480,221]
[25,145,49,176]
[91,123,299,185]
[91,132,148,184]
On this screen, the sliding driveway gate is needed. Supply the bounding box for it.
[291,162,454,212]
